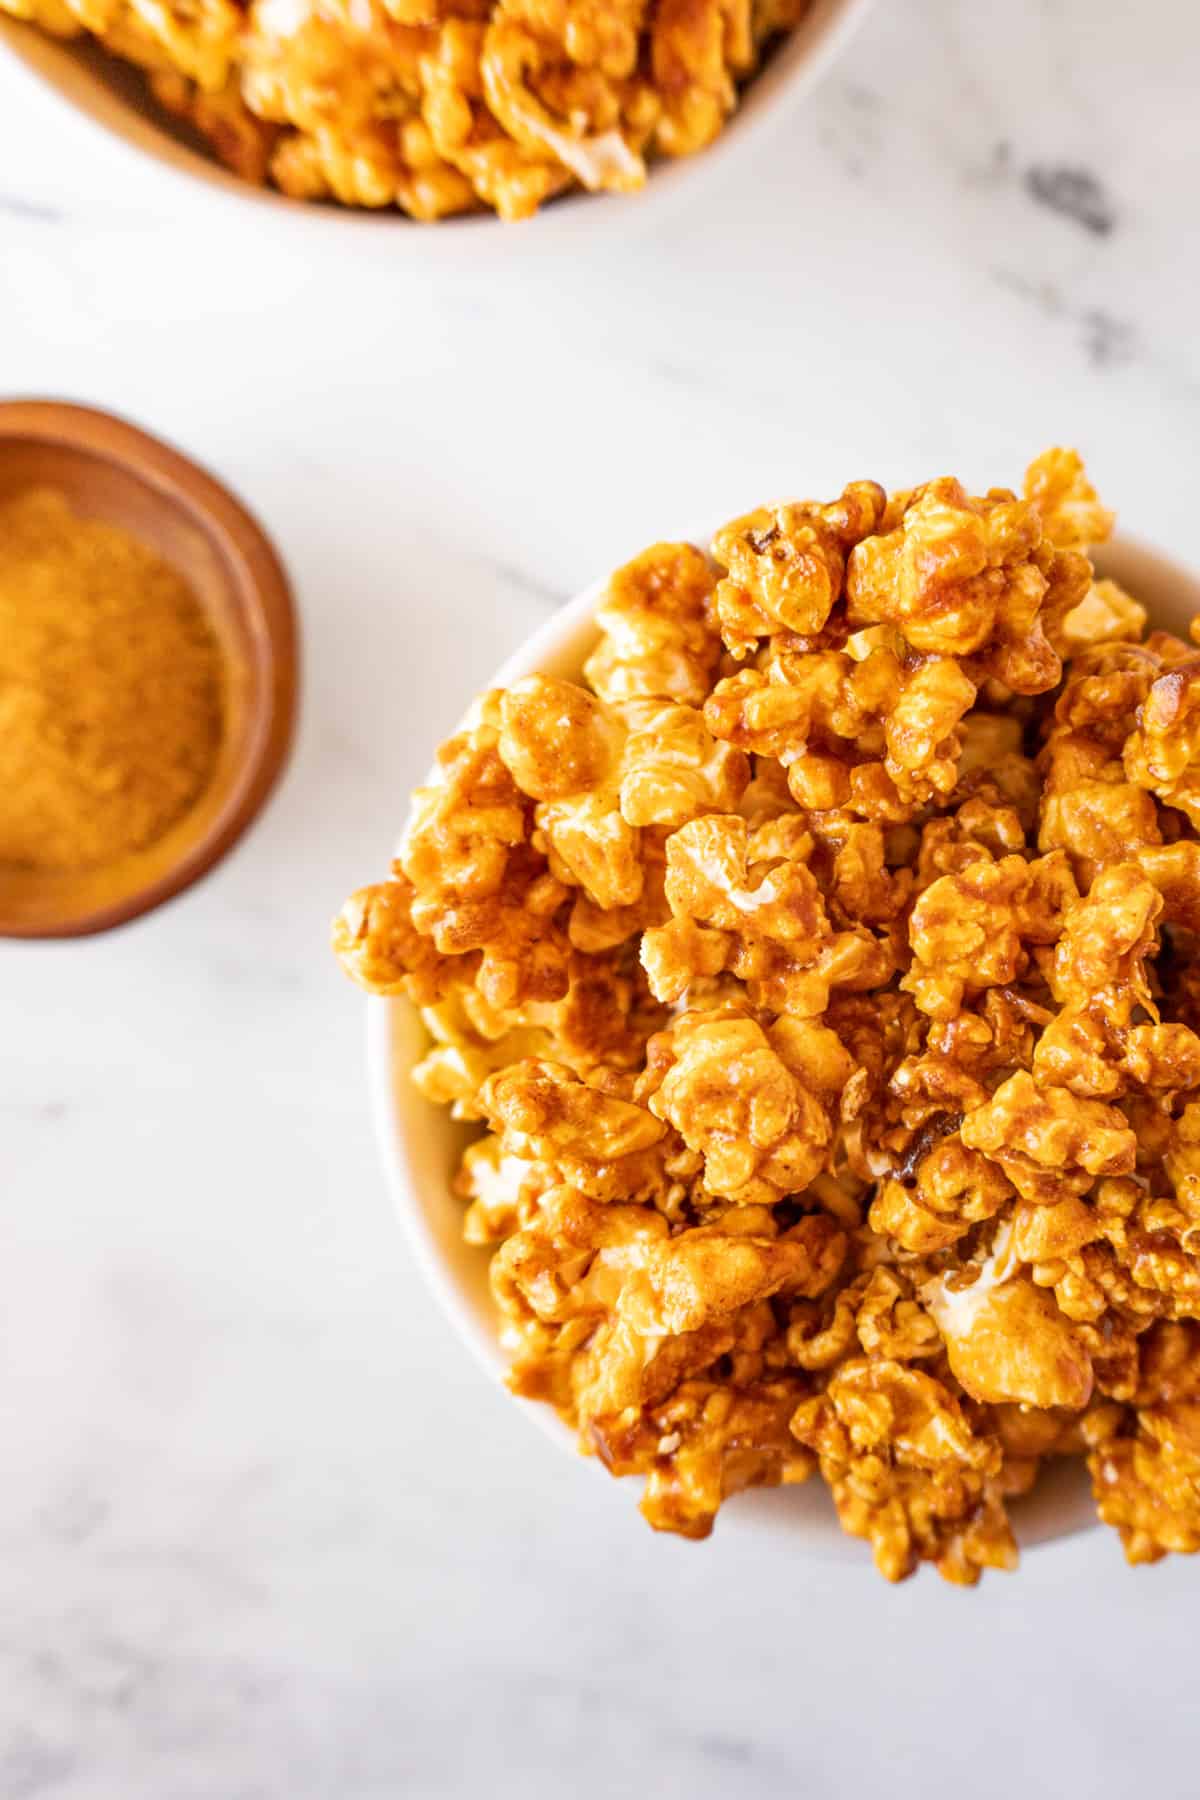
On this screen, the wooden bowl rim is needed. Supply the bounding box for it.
[0,398,299,939]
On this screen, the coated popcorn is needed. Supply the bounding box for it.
[8,0,815,220]
[335,449,1200,1581]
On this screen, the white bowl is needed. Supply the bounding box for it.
[0,0,870,244]
[365,527,1200,1564]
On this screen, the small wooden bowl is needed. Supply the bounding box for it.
[0,400,297,938]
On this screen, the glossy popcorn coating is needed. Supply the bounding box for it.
[7,0,814,220]
[335,448,1200,1581]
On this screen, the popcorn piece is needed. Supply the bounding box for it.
[479,18,650,195]
[567,826,672,953]
[490,0,643,78]
[644,812,825,994]
[846,476,1089,693]
[398,696,577,1009]
[1124,658,1200,828]
[922,1227,1094,1410]
[1165,1101,1200,1214]
[401,697,529,913]
[883,656,978,800]
[494,1179,840,1524]
[1101,1022,1200,1087]
[960,1071,1136,1204]
[709,482,886,658]
[617,699,749,828]
[912,793,1029,891]
[503,693,642,908]
[637,1009,838,1204]
[1014,1176,1200,1339]
[1023,446,1115,552]
[1030,1004,1123,1099]
[1038,780,1162,881]
[1089,1402,1200,1563]
[642,813,891,1014]
[954,712,1040,826]
[885,989,1046,1140]
[854,1267,942,1363]
[869,1133,1013,1253]
[456,1135,549,1243]
[790,1360,1016,1584]
[593,1377,817,1538]
[67,0,246,88]
[618,1211,847,1338]
[705,642,976,819]
[903,853,1077,1021]
[490,1184,670,1338]
[1038,641,1168,874]
[419,20,570,221]
[152,72,278,184]
[1050,861,1161,1002]
[414,1007,552,1117]
[333,874,453,1003]
[786,1274,868,1371]
[480,1059,668,1202]
[1029,865,1200,1100]
[805,812,912,925]
[1134,1320,1200,1406]
[1137,840,1200,932]
[412,943,663,1116]
[1058,579,1147,656]
[498,671,628,798]
[497,674,747,910]
[703,649,868,767]
[583,543,722,708]
[230,3,486,218]
[649,0,751,158]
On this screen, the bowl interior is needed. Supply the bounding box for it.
[0,408,295,936]
[368,527,1200,1557]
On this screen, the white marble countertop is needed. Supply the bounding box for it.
[3,1,1200,1794]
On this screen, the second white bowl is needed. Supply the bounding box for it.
[0,0,871,248]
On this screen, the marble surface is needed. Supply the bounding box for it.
[3,1,1200,1794]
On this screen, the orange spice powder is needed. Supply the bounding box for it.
[0,487,224,871]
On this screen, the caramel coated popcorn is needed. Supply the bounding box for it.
[8,0,812,220]
[336,448,1200,1581]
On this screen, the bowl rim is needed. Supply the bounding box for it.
[0,0,873,243]
[0,398,298,939]
[357,527,1200,1557]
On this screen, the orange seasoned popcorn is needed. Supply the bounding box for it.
[635,1007,841,1204]
[8,0,815,219]
[335,449,1200,1582]
[791,1359,1019,1584]
[710,483,887,658]
[497,673,748,910]
[583,543,723,708]
[640,812,892,1015]
[846,475,1091,692]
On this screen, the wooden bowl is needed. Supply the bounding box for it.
[0,400,297,938]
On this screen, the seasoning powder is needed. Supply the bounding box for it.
[0,487,224,872]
